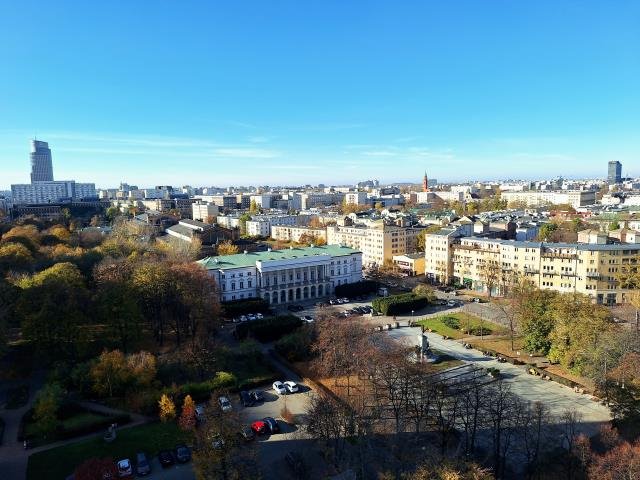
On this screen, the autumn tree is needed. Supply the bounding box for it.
[95,281,143,353]
[588,439,640,480]
[179,394,196,431]
[216,240,239,256]
[90,350,129,397]
[74,458,118,480]
[192,397,259,479]
[158,393,176,422]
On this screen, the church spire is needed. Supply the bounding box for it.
[422,171,429,192]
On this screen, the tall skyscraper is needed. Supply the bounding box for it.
[608,160,622,184]
[30,139,54,182]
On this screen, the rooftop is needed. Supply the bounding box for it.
[198,244,361,270]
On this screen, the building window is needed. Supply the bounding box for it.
[240,281,244,289]
[248,280,252,288]
[231,282,236,291]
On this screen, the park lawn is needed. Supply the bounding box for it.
[428,350,464,371]
[27,421,191,480]
[416,312,507,340]
[472,337,526,357]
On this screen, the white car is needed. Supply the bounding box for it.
[256,313,264,319]
[218,395,232,412]
[272,381,287,395]
[117,459,132,477]
[247,314,256,321]
[240,315,248,322]
[302,315,314,323]
[283,381,298,393]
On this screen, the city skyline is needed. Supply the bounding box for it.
[1,1,639,188]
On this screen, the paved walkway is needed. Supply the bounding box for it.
[0,380,150,480]
[387,327,612,437]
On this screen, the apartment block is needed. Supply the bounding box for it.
[271,225,327,243]
[326,223,424,267]
[501,190,596,208]
[427,235,640,304]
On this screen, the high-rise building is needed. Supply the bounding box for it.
[30,140,54,182]
[608,161,622,184]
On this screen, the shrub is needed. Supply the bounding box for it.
[274,325,315,362]
[372,293,431,316]
[222,298,269,317]
[441,316,460,330]
[179,371,238,403]
[235,315,302,342]
[334,280,378,298]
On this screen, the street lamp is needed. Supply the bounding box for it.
[411,310,414,324]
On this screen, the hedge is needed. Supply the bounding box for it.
[334,280,379,298]
[371,293,431,316]
[179,371,237,403]
[222,298,270,317]
[234,315,303,342]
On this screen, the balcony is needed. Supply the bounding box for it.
[586,272,601,279]
[541,252,577,260]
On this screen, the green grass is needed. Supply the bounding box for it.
[416,313,507,339]
[26,421,191,480]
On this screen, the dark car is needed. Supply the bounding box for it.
[175,444,191,463]
[158,450,175,468]
[239,390,254,407]
[135,452,151,476]
[285,451,306,477]
[249,390,264,402]
[263,416,280,434]
[240,425,256,441]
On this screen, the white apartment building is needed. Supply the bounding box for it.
[345,192,368,205]
[197,244,363,304]
[326,223,424,267]
[501,190,596,208]
[271,225,327,243]
[11,181,96,204]
[246,220,271,237]
[192,201,219,222]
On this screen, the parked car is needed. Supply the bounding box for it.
[249,390,264,402]
[117,459,132,478]
[218,395,232,412]
[212,435,225,450]
[273,381,287,395]
[195,404,206,423]
[447,300,457,307]
[239,315,248,322]
[341,297,350,303]
[302,315,314,323]
[256,313,264,319]
[158,450,175,468]
[239,390,254,407]
[283,380,298,393]
[175,444,191,463]
[240,425,256,441]
[247,314,256,321]
[285,451,306,477]
[329,299,338,305]
[251,420,267,434]
[263,416,280,434]
[135,453,151,476]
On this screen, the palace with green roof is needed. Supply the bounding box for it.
[197,244,362,304]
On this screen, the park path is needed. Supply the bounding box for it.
[0,375,150,480]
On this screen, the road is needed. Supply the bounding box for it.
[387,326,612,437]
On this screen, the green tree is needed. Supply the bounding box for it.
[238,213,252,235]
[17,262,89,359]
[0,242,34,272]
[33,383,64,438]
[609,220,621,231]
[513,283,557,354]
[95,282,143,353]
[0,279,19,355]
[548,293,613,372]
[249,199,259,214]
[537,223,559,241]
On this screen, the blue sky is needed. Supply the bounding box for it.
[0,1,638,189]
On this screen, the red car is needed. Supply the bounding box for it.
[251,420,267,434]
